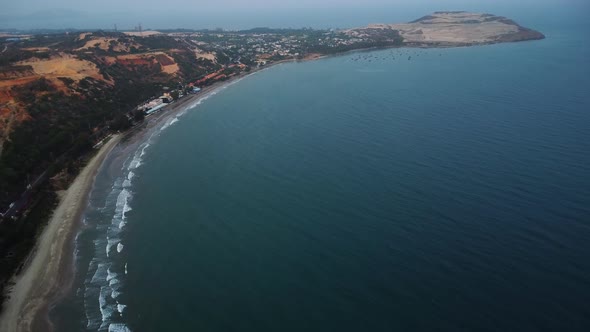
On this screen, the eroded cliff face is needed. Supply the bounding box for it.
[0,33,193,155]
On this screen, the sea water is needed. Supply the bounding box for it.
[52,9,590,332]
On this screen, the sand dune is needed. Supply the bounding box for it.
[18,53,113,85]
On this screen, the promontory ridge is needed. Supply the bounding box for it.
[350,11,545,46]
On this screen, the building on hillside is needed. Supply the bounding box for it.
[138,98,163,112]
[160,93,173,104]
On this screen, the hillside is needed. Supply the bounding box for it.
[0,30,222,312]
[0,31,216,207]
[348,11,545,46]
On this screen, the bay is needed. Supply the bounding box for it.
[53,12,590,332]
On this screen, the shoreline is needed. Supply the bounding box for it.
[1,49,404,331]
[0,58,291,332]
[0,33,547,329]
[0,134,121,332]
[0,38,535,330]
[135,57,301,134]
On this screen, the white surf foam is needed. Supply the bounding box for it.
[91,263,109,284]
[109,277,121,287]
[128,157,140,170]
[106,238,118,257]
[112,188,132,230]
[122,201,132,216]
[111,290,122,300]
[83,121,166,331]
[117,304,127,314]
[128,152,143,170]
[106,268,118,283]
[107,269,122,288]
[108,323,132,332]
[126,141,151,171]
[159,118,174,131]
[115,189,131,213]
[99,285,116,329]
[139,142,150,158]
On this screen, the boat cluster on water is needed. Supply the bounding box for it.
[349,49,444,62]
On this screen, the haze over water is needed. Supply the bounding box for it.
[52,7,590,332]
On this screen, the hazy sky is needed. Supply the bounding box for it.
[2,0,588,30]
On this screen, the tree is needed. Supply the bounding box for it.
[111,114,131,131]
[133,110,145,122]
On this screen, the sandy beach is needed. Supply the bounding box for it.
[0,57,303,332]
[0,134,121,332]
[0,65,261,332]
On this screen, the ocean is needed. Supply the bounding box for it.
[51,9,590,332]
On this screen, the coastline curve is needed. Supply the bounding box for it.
[0,135,122,332]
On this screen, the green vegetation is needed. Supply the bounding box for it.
[0,190,57,312]
[0,26,407,311]
[0,78,113,202]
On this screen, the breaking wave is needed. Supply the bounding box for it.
[79,139,157,331]
[73,89,221,331]
[108,323,132,332]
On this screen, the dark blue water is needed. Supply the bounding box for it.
[53,10,590,332]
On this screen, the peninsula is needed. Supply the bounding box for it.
[0,11,544,332]
[355,11,545,46]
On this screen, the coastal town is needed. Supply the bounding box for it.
[128,26,405,113]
